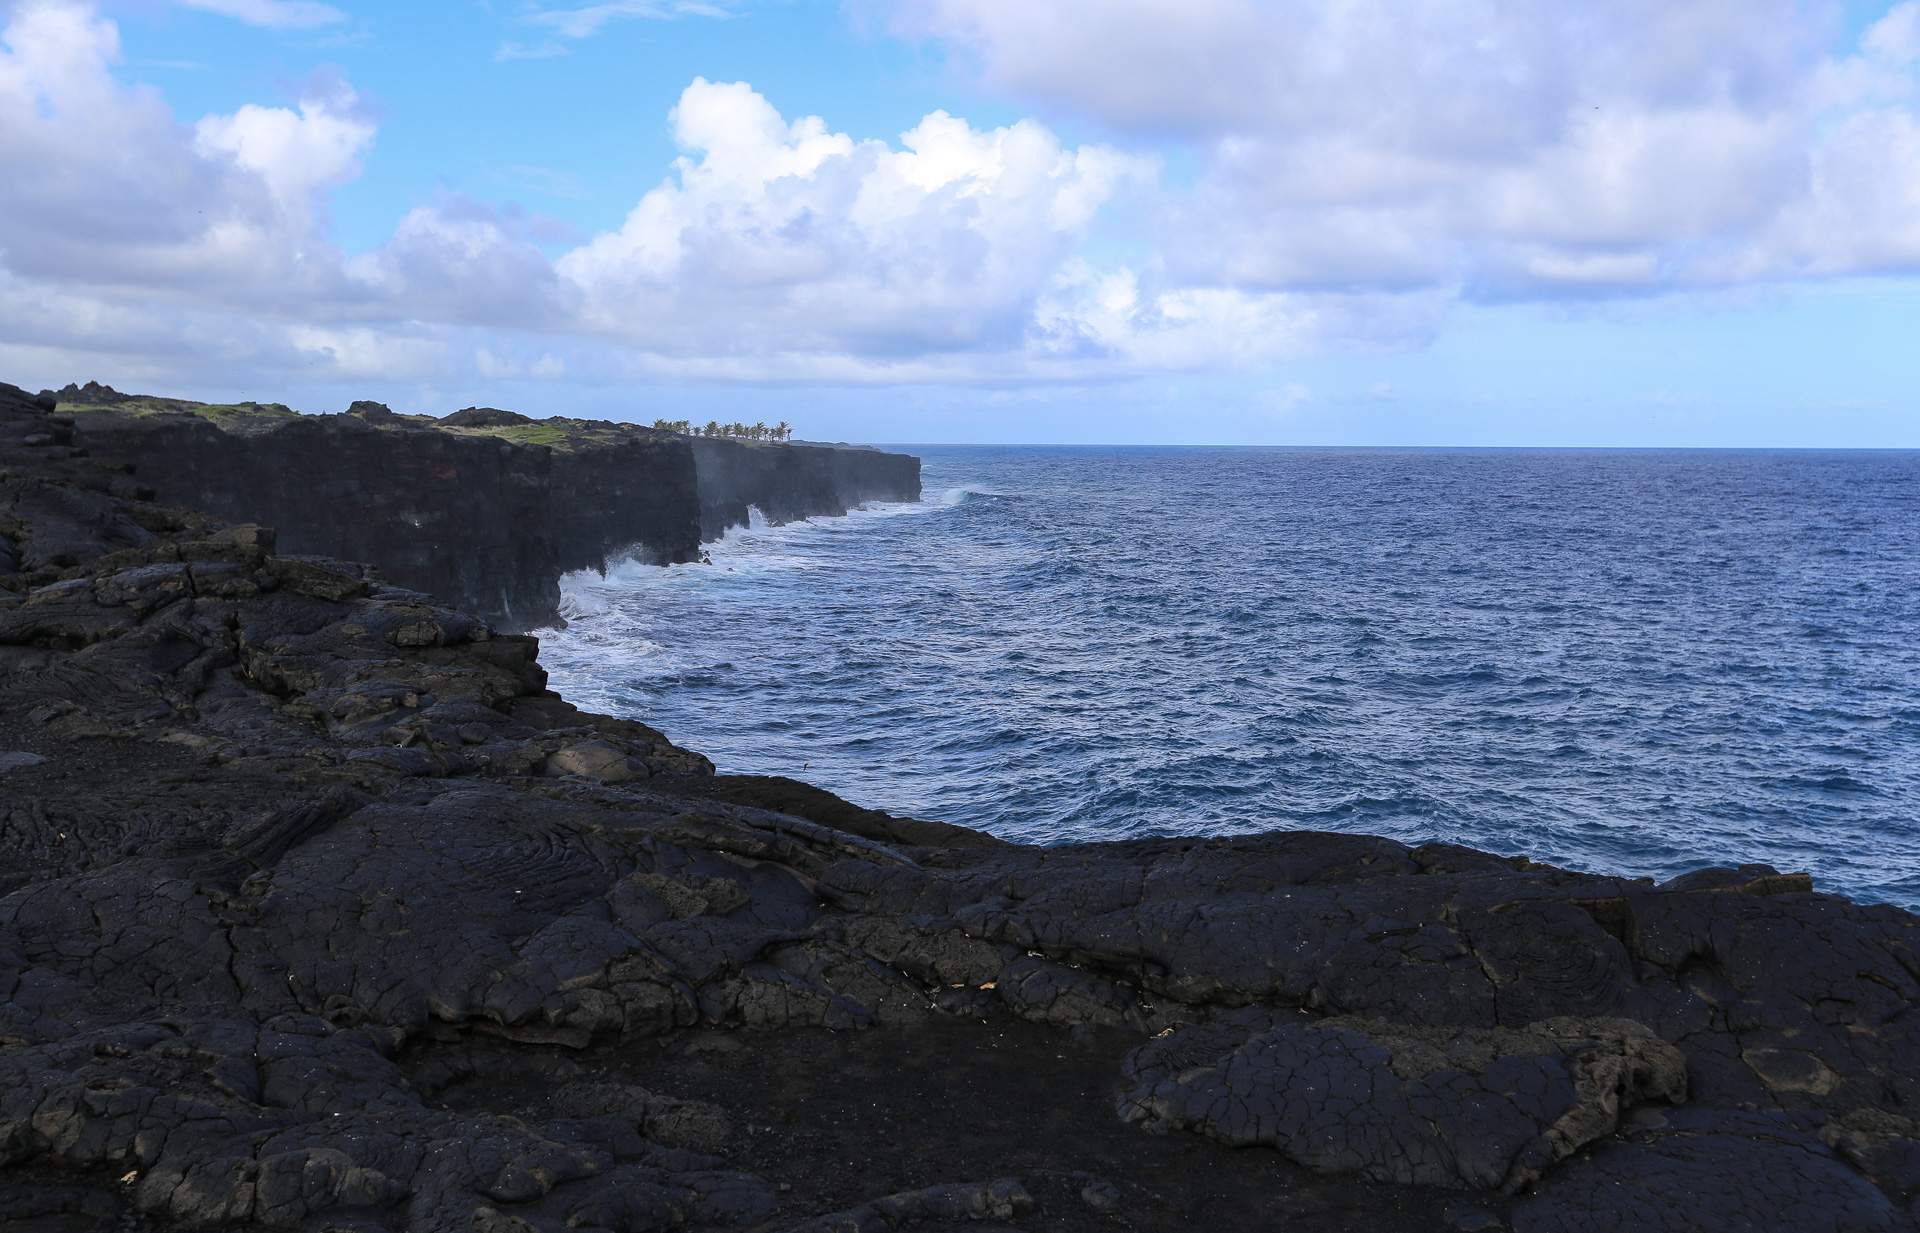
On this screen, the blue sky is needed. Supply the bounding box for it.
[2,0,1918,444]
[113,2,1020,251]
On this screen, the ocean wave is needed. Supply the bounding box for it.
[539,445,1920,908]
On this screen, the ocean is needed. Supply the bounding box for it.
[538,446,1920,907]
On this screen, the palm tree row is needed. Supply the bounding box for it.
[652,419,793,441]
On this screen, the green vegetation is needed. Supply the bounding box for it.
[57,388,796,452]
[58,397,302,431]
[193,402,301,423]
[438,416,664,453]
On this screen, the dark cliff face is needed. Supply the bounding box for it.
[691,437,921,540]
[65,402,921,631]
[69,412,704,631]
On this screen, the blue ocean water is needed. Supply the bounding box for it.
[539,447,1920,907]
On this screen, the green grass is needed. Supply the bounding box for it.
[60,398,301,425]
[62,402,672,452]
[441,418,662,452]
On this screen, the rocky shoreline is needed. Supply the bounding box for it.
[2,378,1917,1233]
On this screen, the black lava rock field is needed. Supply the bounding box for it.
[1,379,1916,1233]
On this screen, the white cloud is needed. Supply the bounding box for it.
[476,348,566,380]
[194,72,372,209]
[524,0,728,41]
[11,0,1920,396]
[0,0,372,300]
[352,195,574,328]
[552,78,1164,370]
[173,0,347,29]
[0,8,1211,384]
[895,0,1920,297]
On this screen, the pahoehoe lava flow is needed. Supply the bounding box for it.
[1,378,1917,1233]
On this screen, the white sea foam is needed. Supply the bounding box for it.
[558,495,943,600]
[537,493,950,715]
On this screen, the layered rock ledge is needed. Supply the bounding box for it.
[54,383,920,631]
[2,379,1917,1233]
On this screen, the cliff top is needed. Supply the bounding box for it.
[438,415,677,452]
[53,381,302,435]
[47,381,841,455]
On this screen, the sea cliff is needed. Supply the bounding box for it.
[1,377,1917,1233]
[690,436,920,542]
[58,383,920,630]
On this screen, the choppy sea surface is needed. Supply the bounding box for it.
[538,447,1920,907]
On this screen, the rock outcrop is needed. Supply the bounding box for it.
[690,437,920,542]
[55,385,921,631]
[2,378,1918,1233]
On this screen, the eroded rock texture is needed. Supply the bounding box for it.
[63,385,920,631]
[3,378,1919,1232]
[1117,1015,1686,1191]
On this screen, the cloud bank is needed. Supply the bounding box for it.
[3,0,1920,393]
[897,0,1920,297]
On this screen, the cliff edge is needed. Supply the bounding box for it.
[56,383,921,630]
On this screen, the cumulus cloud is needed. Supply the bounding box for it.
[352,196,575,329]
[194,74,373,211]
[894,0,1920,298]
[0,0,373,302]
[0,5,1221,384]
[12,0,1920,395]
[553,78,1157,370]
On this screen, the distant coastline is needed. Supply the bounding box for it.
[51,383,919,630]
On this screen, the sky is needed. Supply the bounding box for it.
[1,0,1918,444]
